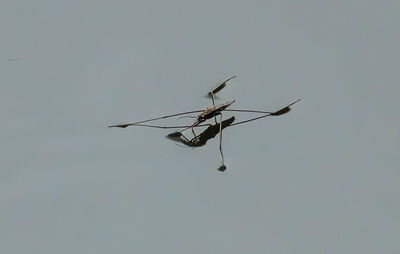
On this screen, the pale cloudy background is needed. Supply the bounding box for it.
[1,1,399,253]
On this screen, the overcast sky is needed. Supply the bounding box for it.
[1,1,399,253]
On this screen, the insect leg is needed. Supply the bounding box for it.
[210,91,216,106]
[191,127,198,140]
[180,132,191,142]
[217,113,227,172]
[209,92,219,124]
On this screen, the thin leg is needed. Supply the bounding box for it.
[210,91,216,106]
[210,92,218,124]
[217,113,227,172]
[180,133,190,142]
[219,113,224,164]
[191,127,198,140]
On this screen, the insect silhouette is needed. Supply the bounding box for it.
[109,76,300,172]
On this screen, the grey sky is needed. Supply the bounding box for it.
[1,0,399,253]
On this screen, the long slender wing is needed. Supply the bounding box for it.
[108,109,204,128]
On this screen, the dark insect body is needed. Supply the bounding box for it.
[109,76,300,171]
